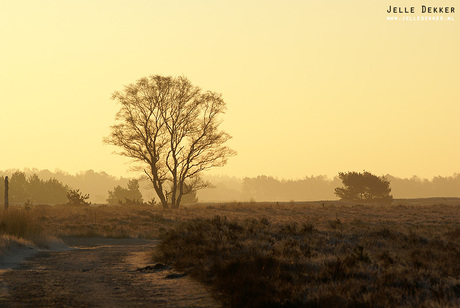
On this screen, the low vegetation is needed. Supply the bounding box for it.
[154,202,460,307]
[0,200,459,307]
[30,204,171,239]
[0,204,171,251]
[0,208,50,249]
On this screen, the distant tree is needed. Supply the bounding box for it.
[177,183,198,205]
[66,189,91,206]
[9,172,30,204]
[334,171,393,204]
[28,174,44,203]
[43,178,69,204]
[15,173,69,205]
[105,75,235,209]
[107,179,144,205]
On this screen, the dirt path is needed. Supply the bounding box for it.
[0,238,221,307]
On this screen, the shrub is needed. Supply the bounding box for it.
[155,214,460,307]
[335,171,393,204]
[107,179,143,205]
[66,189,91,206]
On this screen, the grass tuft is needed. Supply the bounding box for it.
[0,208,49,248]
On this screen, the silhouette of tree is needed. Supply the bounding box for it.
[43,178,69,204]
[105,75,235,209]
[0,172,69,205]
[242,176,282,201]
[335,171,393,204]
[107,179,144,205]
[9,172,30,204]
[66,189,91,206]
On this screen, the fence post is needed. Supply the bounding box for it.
[4,176,8,210]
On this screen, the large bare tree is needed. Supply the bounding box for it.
[105,75,235,209]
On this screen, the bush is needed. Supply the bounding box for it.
[107,179,143,205]
[335,171,393,204]
[66,189,91,206]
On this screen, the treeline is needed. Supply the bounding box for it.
[0,169,192,205]
[0,169,138,204]
[387,174,460,198]
[0,172,68,205]
[241,175,341,201]
[240,174,460,201]
[1,169,459,203]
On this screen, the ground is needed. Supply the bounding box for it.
[0,238,220,307]
[0,200,459,307]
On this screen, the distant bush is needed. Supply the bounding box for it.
[66,189,91,206]
[107,179,143,205]
[335,171,393,204]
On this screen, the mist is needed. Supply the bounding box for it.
[1,169,459,204]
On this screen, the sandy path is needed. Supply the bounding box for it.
[0,238,221,307]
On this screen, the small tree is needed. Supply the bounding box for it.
[66,189,91,206]
[105,75,235,209]
[107,179,144,205]
[9,172,30,204]
[334,171,393,204]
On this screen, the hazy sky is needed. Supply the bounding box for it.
[1,1,459,180]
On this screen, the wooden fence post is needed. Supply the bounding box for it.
[4,176,8,210]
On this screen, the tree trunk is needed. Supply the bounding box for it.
[147,167,168,210]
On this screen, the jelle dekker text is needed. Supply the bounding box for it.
[387,6,455,13]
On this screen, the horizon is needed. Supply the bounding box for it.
[2,167,460,204]
[2,167,460,182]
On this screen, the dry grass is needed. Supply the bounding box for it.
[0,208,50,249]
[154,202,460,307]
[0,204,172,258]
[27,204,173,239]
[1,201,459,307]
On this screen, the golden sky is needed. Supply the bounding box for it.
[0,0,458,179]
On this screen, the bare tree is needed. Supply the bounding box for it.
[105,75,235,209]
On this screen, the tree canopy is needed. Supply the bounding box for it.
[107,179,144,205]
[66,189,91,206]
[105,75,235,209]
[0,172,68,205]
[334,171,393,204]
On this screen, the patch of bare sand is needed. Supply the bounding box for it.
[0,237,221,307]
[0,236,70,270]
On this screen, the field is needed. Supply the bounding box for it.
[1,199,459,307]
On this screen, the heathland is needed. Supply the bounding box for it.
[1,199,459,307]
